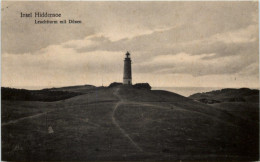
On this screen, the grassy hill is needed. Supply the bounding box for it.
[189,87,259,123]
[189,88,259,103]
[1,87,83,102]
[1,85,258,161]
[43,84,96,93]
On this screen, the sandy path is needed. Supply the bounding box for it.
[1,99,111,127]
[2,111,51,126]
[125,101,238,127]
[112,88,143,152]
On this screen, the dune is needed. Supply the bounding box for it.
[1,85,258,161]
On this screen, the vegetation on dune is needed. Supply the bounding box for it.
[189,88,259,104]
[43,84,96,91]
[1,87,82,102]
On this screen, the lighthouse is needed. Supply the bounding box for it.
[123,51,132,85]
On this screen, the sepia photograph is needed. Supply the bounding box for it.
[1,1,259,161]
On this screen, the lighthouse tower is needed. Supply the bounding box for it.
[123,51,132,85]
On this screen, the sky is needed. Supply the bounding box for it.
[1,1,259,89]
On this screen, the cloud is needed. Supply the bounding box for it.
[73,23,258,68]
[133,52,257,76]
[2,46,124,88]
[211,25,257,44]
[2,1,258,54]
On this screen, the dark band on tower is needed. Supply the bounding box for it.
[123,51,132,85]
